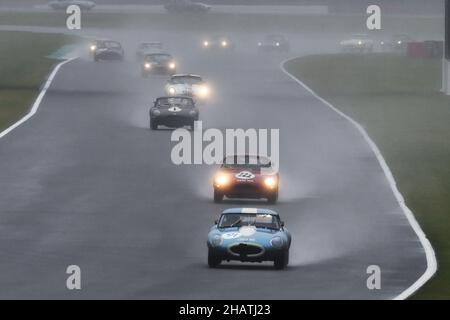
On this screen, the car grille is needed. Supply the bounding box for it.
[229,243,264,257]
[233,184,259,193]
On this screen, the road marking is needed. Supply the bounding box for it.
[280,58,437,300]
[0,58,76,139]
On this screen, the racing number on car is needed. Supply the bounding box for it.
[168,106,182,113]
[235,171,255,180]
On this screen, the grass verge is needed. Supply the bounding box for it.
[0,31,78,131]
[285,53,450,299]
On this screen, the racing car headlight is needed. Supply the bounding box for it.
[168,87,176,95]
[169,62,176,69]
[152,109,161,116]
[221,40,228,47]
[90,45,96,51]
[270,236,283,249]
[258,42,262,46]
[214,174,230,187]
[189,110,197,116]
[203,41,209,47]
[397,40,402,45]
[264,176,278,189]
[358,41,363,45]
[380,41,385,45]
[275,42,280,47]
[198,85,210,97]
[144,63,151,69]
[211,234,222,247]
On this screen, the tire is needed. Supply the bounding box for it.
[267,192,278,204]
[274,250,289,270]
[214,190,224,203]
[150,119,158,130]
[208,249,221,268]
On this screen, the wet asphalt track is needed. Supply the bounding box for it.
[0,29,429,299]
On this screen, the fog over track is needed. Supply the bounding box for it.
[0,25,432,298]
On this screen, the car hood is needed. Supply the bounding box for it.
[214,226,283,245]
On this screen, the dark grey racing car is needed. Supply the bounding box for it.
[93,40,124,62]
[258,34,290,53]
[149,96,199,130]
[135,42,163,61]
[141,53,177,77]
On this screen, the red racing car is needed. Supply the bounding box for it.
[213,155,279,204]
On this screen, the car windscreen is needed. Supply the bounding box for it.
[219,214,280,230]
[221,155,271,169]
[170,76,202,85]
[100,41,121,49]
[156,97,194,108]
[146,54,172,62]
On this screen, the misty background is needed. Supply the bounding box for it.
[0,0,445,15]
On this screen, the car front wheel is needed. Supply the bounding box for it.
[150,119,158,130]
[208,249,221,268]
[214,190,224,203]
[274,250,289,270]
[267,191,278,204]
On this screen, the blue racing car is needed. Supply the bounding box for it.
[207,208,291,270]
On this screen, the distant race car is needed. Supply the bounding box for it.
[149,96,199,130]
[89,39,103,57]
[48,0,96,11]
[340,34,374,53]
[213,155,279,204]
[141,53,177,77]
[258,34,290,52]
[202,36,235,51]
[165,74,211,102]
[164,0,211,14]
[93,40,124,62]
[207,208,291,269]
[380,34,413,53]
[135,42,164,61]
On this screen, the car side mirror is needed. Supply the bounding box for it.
[280,221,285,227]
[214,220,218,225]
